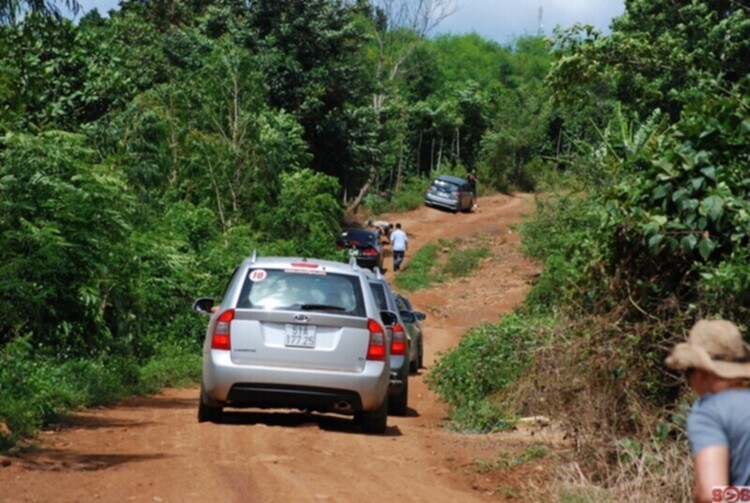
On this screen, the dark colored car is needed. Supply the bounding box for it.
[424,174,474,213]
[395,293,426,372]
[336,228,384,270]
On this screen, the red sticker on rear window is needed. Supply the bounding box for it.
[249,269,267,282]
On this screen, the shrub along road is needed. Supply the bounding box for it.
[0,193,560,502]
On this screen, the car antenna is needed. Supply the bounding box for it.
[250,250,258,263]
[374,266,383,279]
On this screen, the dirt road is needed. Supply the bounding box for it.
[0,193,550,503]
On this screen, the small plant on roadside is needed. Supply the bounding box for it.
[444,247,491,277]
[393,243,444,291]
[393,238,491,292]
[427,314,541,431]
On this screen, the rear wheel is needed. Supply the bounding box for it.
[355,395,388,434]
[409,356,418,373]
[390,378,408,416]
[198,384,223,423]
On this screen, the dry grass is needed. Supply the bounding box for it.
[557,439,692,502]
[490,313,694,501]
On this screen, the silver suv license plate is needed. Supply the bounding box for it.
[285,324,316,348]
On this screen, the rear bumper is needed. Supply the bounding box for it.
[226,383,363,413]
[356,255,380,269]
[424,193,458,210]
[203,349,389,412]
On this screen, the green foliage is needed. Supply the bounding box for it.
[444,246,491,278]
[136,340,202,391]
[0,334,200,451]
[520,193,611,308]
[476,38,554,191]
[604,81,750,316]
[249,0,371,184]
[266,168,343,259]
[393,243,443,291]
[392,238,490,292]
[426,315,538,431]
[431,33,509,88]
[363,174,430,214]
[0,132,132,352]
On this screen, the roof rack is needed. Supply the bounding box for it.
[373,266,383,279]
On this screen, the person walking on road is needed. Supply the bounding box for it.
[467,169,479,209]
[389,223,408,272]
[665,319,750,502]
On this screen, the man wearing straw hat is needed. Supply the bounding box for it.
[666,319,750,502]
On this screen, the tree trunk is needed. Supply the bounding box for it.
[417,130,423,176]
[395,140,404,192]
[455,127,460,160]
[346,169,375,216]
[437,138,443,171]
[430,136,435,175]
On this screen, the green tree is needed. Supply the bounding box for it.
[0,132,132,353]
[249,0,371,188]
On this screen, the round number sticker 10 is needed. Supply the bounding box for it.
[249,269,267,282]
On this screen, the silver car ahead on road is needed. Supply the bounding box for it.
[192,255,392,433]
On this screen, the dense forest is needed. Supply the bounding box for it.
[1,0,749,498]
[0,0,552,448]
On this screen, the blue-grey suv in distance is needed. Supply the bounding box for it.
[424,174,474,213]
[192,255,392,433]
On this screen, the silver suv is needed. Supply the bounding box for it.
[192,255,392,433]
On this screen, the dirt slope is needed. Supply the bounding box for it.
[0,192,554,503]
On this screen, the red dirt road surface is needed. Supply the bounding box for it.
[0,193,560,503]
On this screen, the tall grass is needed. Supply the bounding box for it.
[557,439,691,502]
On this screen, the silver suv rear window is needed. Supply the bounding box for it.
[236,269,366,317]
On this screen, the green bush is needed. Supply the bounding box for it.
[0,334,201,452]
[444,246,491,277]
[426,314,540,431]
[393,243,443,291]
[393,239,490,292]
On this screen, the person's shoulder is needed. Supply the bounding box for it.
[695,388,750,415]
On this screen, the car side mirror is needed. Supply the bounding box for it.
[193,297,216,316]
[415,312,426,321]
[399,310,416,324]
[379,310,398,327]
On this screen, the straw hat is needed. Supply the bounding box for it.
[666,320,750,379]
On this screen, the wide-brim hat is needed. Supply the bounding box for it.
[666,319,750,379]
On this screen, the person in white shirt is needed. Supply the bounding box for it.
[389,223,408,272]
